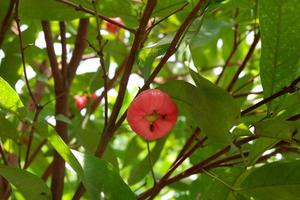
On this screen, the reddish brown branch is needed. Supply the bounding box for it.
[215,8,240,85]
[59,21,68,78]
[42,21,63,87]
[72,1,157,199]
[56,0,135,33]
[241,75,300,116]
[0,0,16,48]
[67,18,89,83]
[95,0,157,157]
[226,32,260,92]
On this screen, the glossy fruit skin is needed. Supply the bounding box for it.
[106,17,123,33]
[74,95,87,110]
[127,89,178,141]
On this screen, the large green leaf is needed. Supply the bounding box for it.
[36,122,133,200]
[19,0,86,20]
[259,0,300,111]
[137,44,169,79]
[0,165,51,199]
[240,161,300,200]
[246,137,278,166]
[128,137,167,185]
[0,76,26,117]
[160,72,240,144]
[35,122,84,178]
[189,167,245,200]
[255,119,298,140]
[72,151,135,200]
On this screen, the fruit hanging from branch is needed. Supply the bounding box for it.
[105,17,123,33]
[74,95,88,110]
[127,89,178,141]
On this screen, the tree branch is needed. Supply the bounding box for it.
[241,76,300,116]
[0,0,16,48]
[226,31,260,92]
[56,0,135,33]
[41,21,63,87]
[67,18,89,83]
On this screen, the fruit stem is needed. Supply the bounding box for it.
[146,141,157,185]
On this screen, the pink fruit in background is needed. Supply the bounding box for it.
[106,17,123,33]
[127,89,178,141]
[90,93,97,101]
[74,95,87,110]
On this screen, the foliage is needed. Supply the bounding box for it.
[0,0,300,199]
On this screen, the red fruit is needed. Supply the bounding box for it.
[90,93,97,101]
[127,89,178,141]
[106,17,123,33]
[74,95,87,110]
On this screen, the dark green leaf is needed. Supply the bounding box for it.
[0,114,19,141]
[160,72,240,144]
[72,150,135,200]
[137,44,169,79]
[0,165,51,200]
[259,0,300,111]
[128,137,167,185]
[240,161,300,200]
[255,119,297,140]
[19,0,86,20]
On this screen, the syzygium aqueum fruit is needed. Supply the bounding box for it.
[90,93,97,101]
[127,89,178,141]
[74,95,87,110]
[106,17,123,33]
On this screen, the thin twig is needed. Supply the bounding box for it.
[23,139,47,169]
[241,76,300,116]
[233,91,263,98]
[23,107,42,169]
[0,0,16,48]
[15,0,38,108]
[148,2,189,30]
[0,140,8,165]
[147,141,157,184]
[56,0,135,33]
[91,0,108,127]
[227,31,260,92]
[215,8,240,85]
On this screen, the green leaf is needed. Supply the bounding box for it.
[0,114,19,141]
[36,122,130,200]
[153,0,187,17]
[189,167,244,200]
[188,17,230,68]
[123,137,143,167]
[128,137,167,185]
[19,0,86,20]
[259,0,300,111]
[0,76,26,117]
[246,137,278,166]
[55,114,72,124]
[35,122,84,178]
[72,150,135,200]
[0,165,51,200]
[255,119,297,140]
[240,161,300,200]
[160,72,240,144]
[137,44,169,79]
[74,127,119,170]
